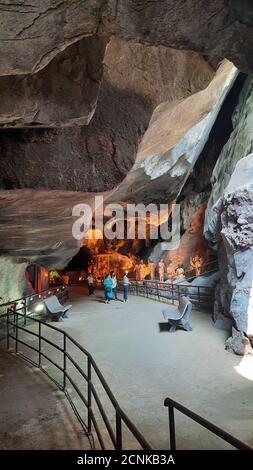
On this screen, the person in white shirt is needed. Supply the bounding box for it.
[122,271,130,302]
[111,272,118,300]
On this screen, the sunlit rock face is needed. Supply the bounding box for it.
[0,37,107,127]
[110,61,238,205]
[1,1,253,75]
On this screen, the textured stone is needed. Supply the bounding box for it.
[0,189,111,269]
[205,78,253,244]
[110,61,238,204]
[225,327,253,356]
[0,42,214,190]
[206,155,253,344]
[0,1,253,75]
[0,257,30,305]
[0,37,107,127]
[104,38,214,109]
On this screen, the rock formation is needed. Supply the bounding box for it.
[0,37,107,127]
[1,1,253,75]
[204,78,253,353]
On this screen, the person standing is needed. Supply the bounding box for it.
[158,259,165,282]
[87,273,95,295]
[103,274,113,304]
[149,259,155,280]
[111,272,118,300]
[122,270,130,302]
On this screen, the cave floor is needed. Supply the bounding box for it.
[65,287,253,450]
[0,349,91,450]
[12,286,253,450]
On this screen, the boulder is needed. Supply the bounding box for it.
[225,327,253,356]
[109,61,238,204]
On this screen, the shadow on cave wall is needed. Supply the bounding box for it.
[0,80,152,192]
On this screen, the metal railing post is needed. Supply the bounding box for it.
[63,333,66,390]
[198,286,201,309]
[168,403,176,450]
[87,356,92,433]
[171,283,174,305]
[7,306,9,349]
[23,298,27,326]
[157,282,160,301]
[14,302,18,353]
[116,411,122,450]
[38,322,42,368]
[145,282,148,298]
[177,285,180,302]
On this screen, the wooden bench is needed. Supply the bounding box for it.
[44,295,72,322]
[162,296,193,332]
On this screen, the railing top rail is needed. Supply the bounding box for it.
[0,285,67,309]
[7,308,152,450]
[164,397,251,450]
[128,280,215,291]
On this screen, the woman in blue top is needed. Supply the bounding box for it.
[103,274,113,304]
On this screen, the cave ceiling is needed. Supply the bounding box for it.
[0,0,252,269]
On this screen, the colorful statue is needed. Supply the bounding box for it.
[190,255,203,277]
[158,259,165,282]
[175,265,185,280]
[166,262,174,281]
[148,260,155,280]
[139,259,146,281]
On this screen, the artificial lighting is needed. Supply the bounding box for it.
[35,303,44,313]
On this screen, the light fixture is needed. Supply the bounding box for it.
[35,303,44,313]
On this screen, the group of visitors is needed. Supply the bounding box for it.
[86,270,130,304]
[103,271,129,304]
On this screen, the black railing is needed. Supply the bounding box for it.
[3,298,152,451]
[121,280,215,311]
[164,397,251,450]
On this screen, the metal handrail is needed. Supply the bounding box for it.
[164,397,251,450]
[4,301,152,451]
[119,279,215,311]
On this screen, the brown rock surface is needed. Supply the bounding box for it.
[0,1,253,75]
[0,37,107,127]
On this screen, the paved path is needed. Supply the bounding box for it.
[0,349,91,450]
[17,286,253,449]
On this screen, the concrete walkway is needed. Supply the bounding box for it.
[58,287,253,450]
[16,286,253,450]
[0,350,91,450]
